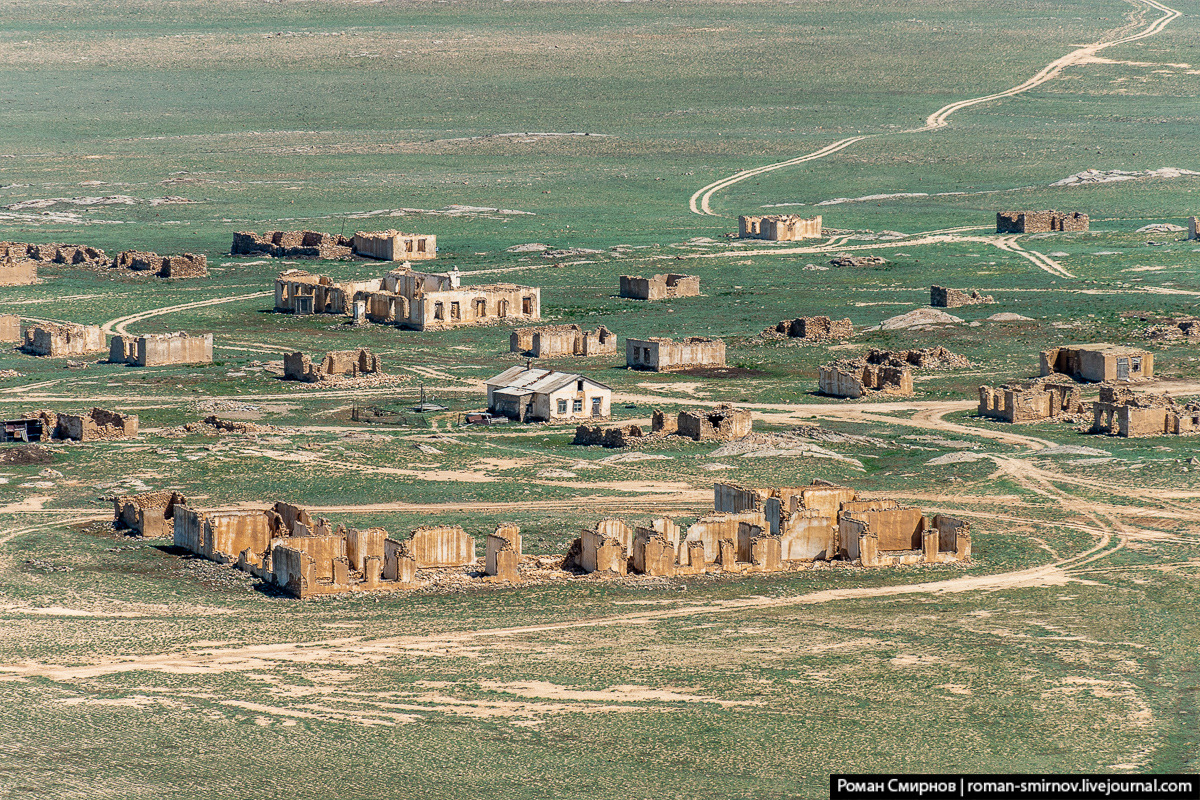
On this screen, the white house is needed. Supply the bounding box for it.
[484,366,612,423]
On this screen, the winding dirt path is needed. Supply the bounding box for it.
[689,0,1181,216]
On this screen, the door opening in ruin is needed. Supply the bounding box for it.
[450,302,461,320]
[434,302,444,321]
[522,296,533,315]
[591,397,602,417]
[1117,357,1129,381]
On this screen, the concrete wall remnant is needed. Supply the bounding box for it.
[108,332,213,367]
[112,490,187,538]
[351,230,436,261]
[997,211,1089,233]
[1040,344,1153,382]
[978,380,1082,423]
[284,349,381,382]
[931,286,994,308]
[739,214,822,241]
[0,314,19,343]
[626,337,725,371]
[619,273,700,301]
[21,323,104,357]
[510,324,617,358]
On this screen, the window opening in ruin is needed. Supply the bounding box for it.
[434,302,444,321]
[475,298,486,317]
[573,399,583,413]
[557,399,567,414]
[592,397,602,417]
[499,300,508,317]
[450,302,461,320]
[522,296,533,315]
[417,239,426,253]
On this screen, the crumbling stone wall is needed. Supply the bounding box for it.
[284,349,381,382]
[619,273,700,301]
[931,286,993,308]
[351,230,436,261]
[510,324,616,357]
[626,336,725,371]
[978,379,1081,423]
[1091,386,1200,437]
[0,314,19,343]
[21,323,104,357]
[233,230,354,259]
[112,490,187,538]
[997,211,1089,233]
[739,214,821,241]
[113,251,208,278]
[764,316,853,341]
[109,332,213,367]
[819,361,913,398]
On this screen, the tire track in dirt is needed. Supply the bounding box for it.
[689,0,1181,216]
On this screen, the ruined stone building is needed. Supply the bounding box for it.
[931,286,994,308]
[172,501,491,597]
[626,337,725,371]
[485,366,611,422]
[1091,387,1200,437]
[510,324,616,358]
[112,251,208,278]
[7,408,138,442]
[619,273,700,301]
[351,230,436,261]
[1041,344,1153,382]
[108,332,213,367]
[738,214,822,241]
[764,316,853,341]
[0,314,19,343]
[113,490,187,538]
[284,349,381,382]
[819,360,913,398]
[575,403,752,446]
[21,323,104,357]
[233,230,354,259]
[996,211,1089,233]
[978,380,1082,423]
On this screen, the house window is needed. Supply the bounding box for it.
[450,302,461,320]
[557,399,567,414]
[434,302,444,320]
[522,296,534,315]
[572,399,583,413]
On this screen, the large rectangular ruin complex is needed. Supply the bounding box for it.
[510,324,616,358]
[1091,387,1200,437]
[619,273,700,301]
[738,214,822,241]
[1041,344,1152,382]
[978,380,1082,423]
[351,230,436,261]
[21,323,104,357]
[996,211,1089,233]
[108,332,213,367]
[485,366,611,422]
[626,337,725,371]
